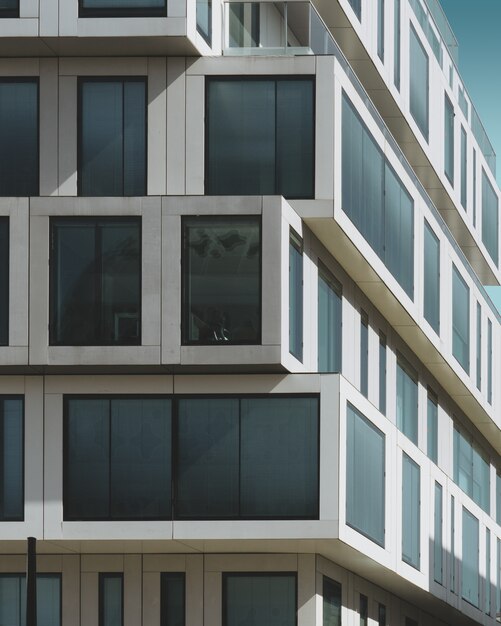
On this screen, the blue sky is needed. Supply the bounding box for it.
[439,0,501,313]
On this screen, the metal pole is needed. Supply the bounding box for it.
[26,536,37,626]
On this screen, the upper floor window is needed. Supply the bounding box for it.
[182,216,261,345]
[402,452,420,569]
[453,426,489,513]
[377,0,384,61]
[394,0,401,90]
[462,508,479,607]
[0,218,8,346]
[396,355,418,445]
[0,79,38,196]
[318,264,342,373]
[100,573,123,626]
[161,573,185,626]
[223,573,296,626]
[78,78,146,197]
[444,94,454,185]
[482,169,499,266]
[0,574,61,626]
[348,0,361,21]
[0,396,23,521]
[50,218,141,346]
[197,0,211,44]
[452,265,470,373]
[342,93,414,299]
[323,576,341,626]
[206,77,314,199]
[79,0,166,17]
[460,126,467,209]
[423,220,440,334]
[0,0,18,16]
[409,25,429,141]
[289,229,303,361]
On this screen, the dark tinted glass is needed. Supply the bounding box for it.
[379,333,386,414]
[0,218,8,346]
[423,221,440,333]
[0,0,18,15]
[402,453,420,569]
[224,574,296,626]
[409,26,429,140]
[396,356,418,444]
[65,397,172,520]
[289,229,303,361]
[0,80,38,196]
[482,169,499,266]
[360,312,368,397]
[444,94,454,184]
[80,0,165,16]
[79,79,146,196]
[183,217,261,344]
[197,0,211,43]
[323,577,341,626]
[207,78,314,198]
[0,575,61,626]
[51,218,141,346]
[318,265,342,373]
[452,265,470,373]
[100,574,123,626]
[161,573,185,626]
[348,0,361,20]
[176,398,240,518]
[0,397,24,521]
[461,126,467,208]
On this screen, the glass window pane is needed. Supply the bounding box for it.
[394,0,400,89]
[160,573,185,626]
[359,594,367,626]
[182,217,261,345]
[378,603,386,626]
[379,333,386,415]
[377,0,384,61]
[0,218,7,346]
[360,312,368,397]
[1,398,24,520]
[0,81,38,196]
[240,397,318,517]
[434,482,443,584]
[0,575,61,626]
[396,357,418,445]
[476,302,482,390]
[289,230,303,361]
[346,403,385,546]
[444,94,454,184]
[461,126,467,209]
[100,575,123,626]
[423,221,440,333]
[81,0,165,12]
[486,529,491,615]
[110,399,171,519]
[402,453,420,569]
[176,398,239,518]
[497,473,501,524]
[37,575,61,626]
[427,392,438,464]
[348,0,360,20]
[0,576,23,626]
[482,169,499,266]
[65,398,110,519]
[80,80,146,197]
[323,577,341,626]
[488,319,493,404]
[224,574,296,626]
[318,265,342,373]
[409,26,429,140]
[462,508,479,607]
[197,0,211,43]
[452,265,470,373]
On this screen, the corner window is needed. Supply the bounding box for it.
[0,218,8,346]
[50,218,141,346]
[64,397,172,520]
[0,575,61,626]
[0,397,23,521]
[452,265,470,373]
[409,25,429,141]
[396,355,418,445]
[482,169,499,266]
[79,0,166,17]
[346,403,385,546]
[318,264,342,373]
[206,78,314,199]
[289,229,303,361]
[78,78,146,196]
[223,573,296,626]
[161,573,185,626]
[402,453,420,569]
[100,574,123,626]
[0,79,38,196]
[182,216,261,345]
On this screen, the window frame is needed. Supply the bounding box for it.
[181,214,262,346]
[77,76,148,197]
[0,395,24,522]
[49,216,142,347]
[0,573,62,624]
[160,572,186,626]
[99,573,124,626]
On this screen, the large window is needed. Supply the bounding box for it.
[409,26,429,141]
[323,577,341,626]
[223,573,296,626]
[453,426,490,513]
[0,218,8,346]
[342,93,414,298]
[396,355,418,445]
[79,0,166,16]
[176,396,318,519]
[318,264,342,373]
[423,220,440,333]
[65,395,319,521]
[444,94,454,185]
[346,403,385,546]
[100,574,123,626]
[452,265,470,373]
[182,216,261,345]
[482,169,499,266]
[402,453,420,569]
[78,78,146,196]
[206,78,314,199]
[462,508,479,607]
[0,79,38,196]
[0,574,61,626]
[0,397,23,521]
[161,573,185,626]
[289,229,303,361]
[50,218,141,346]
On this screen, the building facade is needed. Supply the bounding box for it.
[0,0,500,624]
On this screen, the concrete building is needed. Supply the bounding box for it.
[0,0,499,624]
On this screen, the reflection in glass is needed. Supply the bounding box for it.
[0,218,8,346]
[183,217,260,344]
